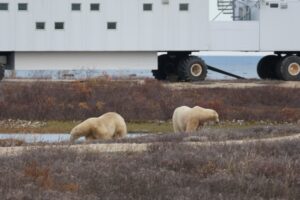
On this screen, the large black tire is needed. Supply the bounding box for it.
[257,55,280,80]
[159,54,177,74]
[0,65,4,81]
[152,69,166,80]
[178,56,207,82]
[152,54,178,80]
[276,55,300,81]
[152,54,177,81]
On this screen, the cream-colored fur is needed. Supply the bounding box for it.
[70,112,127,142]
[172,106,219,133]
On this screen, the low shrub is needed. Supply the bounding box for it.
[0,139,299,199]
[0,79,299,122]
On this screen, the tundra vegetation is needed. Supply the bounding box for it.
[0,79,299,122]
[0,79,299,199]
[0,140,299,199]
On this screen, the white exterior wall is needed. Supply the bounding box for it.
[209,0,300,52]
[14,52,157,70]
[1,0,300,71]
[0,0,209,52]
[209,21,259,51]
[259,0,300,51]
[1,0,300,54]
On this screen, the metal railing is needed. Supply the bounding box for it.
[217,0,233,14]
[212,0,234,21]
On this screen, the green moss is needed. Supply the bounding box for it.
[0,121,173,134]
[127,121,173,133]
[41,121,78,133]
[0,120,282,134]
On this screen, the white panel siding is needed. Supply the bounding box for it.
[0,2,15,50]
[209,21,259,51]
[0,0,209,52]
[3,0,300,54]
[14,52,157,70]
[259,1,300,51]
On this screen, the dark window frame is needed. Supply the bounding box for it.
[107,22,117,30]
[179,3,189,11]
[18,3,28,11]
[71,3,81,11]
[36,22,45,30]
[55,22,64,30]
[90,3,100,11]
[143,3,152,11]
[0,3,8,11]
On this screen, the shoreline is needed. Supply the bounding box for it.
[1,133,300,157]
[0,120,173,134]
[0,120,298,134]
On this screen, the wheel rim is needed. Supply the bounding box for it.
[288,63,300,76]
[190,64,203,77]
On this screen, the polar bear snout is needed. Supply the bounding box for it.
[215,116,220,124]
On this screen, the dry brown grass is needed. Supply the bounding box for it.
[0,79,299,122]
[0,139,299,199]
[1,79,299,199]
[0,139,25,147]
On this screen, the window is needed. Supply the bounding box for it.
[71,3,81,11]
[143,3,152,11]
[162,0,169,5]
[36,22,45,30]
[0,3,8,10]
[179,3,189,11]
[107,22,117,30]
[90,3,100,11]
[18,3,28,11]
[55,22,64,30]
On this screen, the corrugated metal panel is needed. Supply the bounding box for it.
[14,52,157,70]
[0,0,209,51]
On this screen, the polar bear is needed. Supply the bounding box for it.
[172,106,219,133]
[70,112,127,142]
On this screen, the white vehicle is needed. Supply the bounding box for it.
[0,0,300,81]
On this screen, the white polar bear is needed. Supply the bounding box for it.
[172,106,219,133]
[70,112,127,142]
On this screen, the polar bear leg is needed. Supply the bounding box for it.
[186,119,199,133]
[113,129,126,139]
[172,111,181,133]
[197,123,204,131]
[85,134,96,141]
[174,126,180,133]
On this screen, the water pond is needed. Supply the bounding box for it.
[0,133,148,143]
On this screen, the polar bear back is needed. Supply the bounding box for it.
[98,112,127,138]
[190,106,218,122]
